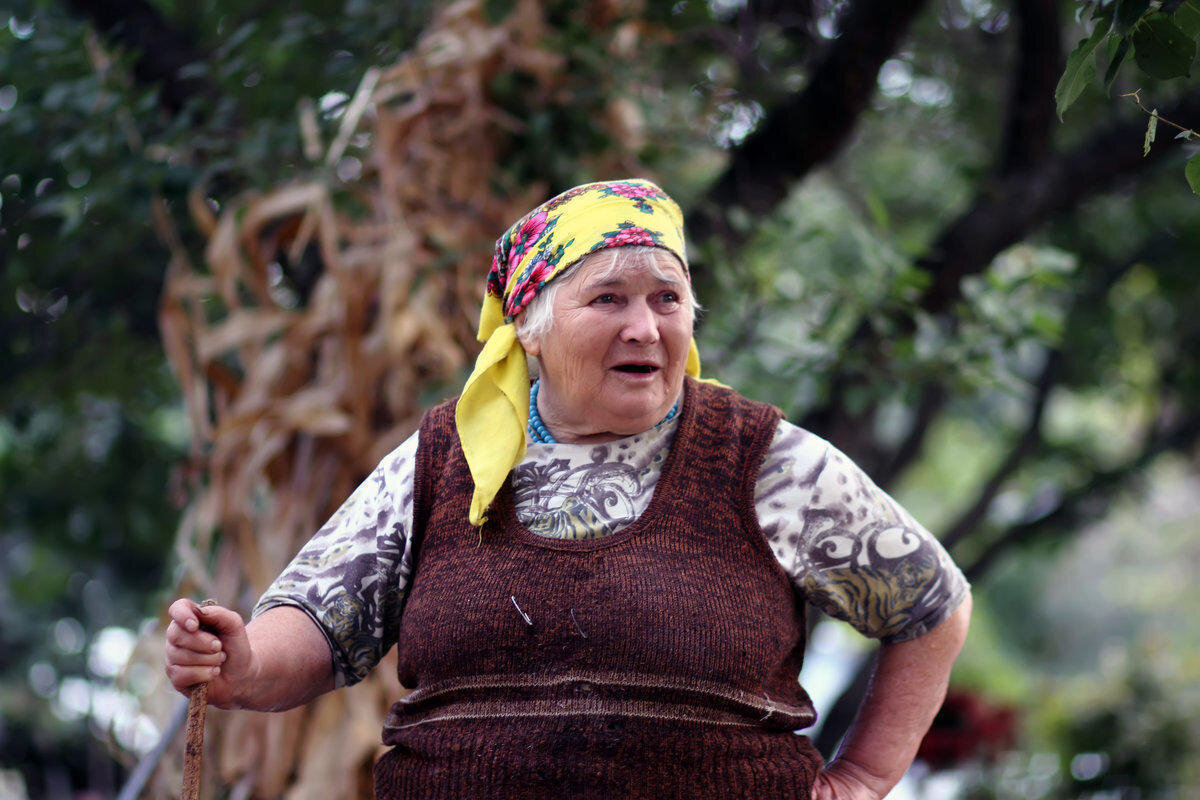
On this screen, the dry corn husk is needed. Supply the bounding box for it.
[138,1,656,795]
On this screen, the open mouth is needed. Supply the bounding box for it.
[613,364,659,374]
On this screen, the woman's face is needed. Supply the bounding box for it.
[519,248,693,442]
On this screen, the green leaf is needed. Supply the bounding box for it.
[1131,16,1196,79]
[1056,24,1110,118]
[1030,310,1063,341]
[1173,0,1200,38]
[1187,152,1200,194]
[1116,0,1151,35]
[1105,36,1133,91]
[864,189,890,232]
[1091,2,1117,28]
[1144,108,1159,155]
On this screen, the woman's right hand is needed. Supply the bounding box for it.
[164,599,257,710]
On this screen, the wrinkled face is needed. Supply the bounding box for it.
[519,248,693,442]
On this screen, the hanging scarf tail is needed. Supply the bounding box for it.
[456,323,530,525]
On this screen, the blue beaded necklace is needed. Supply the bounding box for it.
[527,379,680,444]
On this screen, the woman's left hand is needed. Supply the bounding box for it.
[810,762,884,800]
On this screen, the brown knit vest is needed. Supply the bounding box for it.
[376,378,823,799]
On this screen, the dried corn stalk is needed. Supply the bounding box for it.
[136,0,651,796]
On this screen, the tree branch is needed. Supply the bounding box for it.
[746,0,816,43]
[961,412,1200,582]
[798,84,1200,461]
[874,382,946,489]
[918,84,1200,317]
[998,0,1062,174]
[688,0,931,251]
[940,350,1059,550]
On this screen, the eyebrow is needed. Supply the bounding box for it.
[582,276,682,291]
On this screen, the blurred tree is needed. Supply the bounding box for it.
[0,0,434,791]
[1,0,1198,796]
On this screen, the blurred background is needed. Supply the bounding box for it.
[2,0,1199,797]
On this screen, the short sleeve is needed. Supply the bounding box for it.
[756,420,969,643]
[253,431,419,687]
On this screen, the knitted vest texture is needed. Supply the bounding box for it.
[376,378,823,799]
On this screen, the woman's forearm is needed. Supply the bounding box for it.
[817,594,972,799]
[236,606,337,711]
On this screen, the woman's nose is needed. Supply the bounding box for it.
[619,301,660,344]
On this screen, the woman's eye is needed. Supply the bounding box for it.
[659,292,680,304]
[592,293,617,305]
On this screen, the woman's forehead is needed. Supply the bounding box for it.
[573,247,687,286]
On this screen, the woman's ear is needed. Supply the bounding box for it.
[515,314,541,357]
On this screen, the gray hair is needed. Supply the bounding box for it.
[515,245,700,346]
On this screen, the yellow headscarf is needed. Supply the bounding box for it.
[456,179,704,525]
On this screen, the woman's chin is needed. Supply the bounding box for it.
[597,390,679,433]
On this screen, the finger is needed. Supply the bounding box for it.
[165,620,224,654]
[166,663,223,692]
[192,604,246,637]
[166,641,228,667]
[168,598,204,633]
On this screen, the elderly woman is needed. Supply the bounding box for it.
[166,179,971,799]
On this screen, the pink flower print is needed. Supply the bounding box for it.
[507,210,548,266]
[526,256,556,286]
[504,258,553,316]
[600,182,666,213]
[609,183,659,199]
[599,224,663,249]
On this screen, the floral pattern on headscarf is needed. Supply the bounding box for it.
[484,179,687,323]
[596,181,668,214]
[587,222,666,253]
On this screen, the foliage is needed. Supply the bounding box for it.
[2,0,1199,796]
[1058,0,1200,191]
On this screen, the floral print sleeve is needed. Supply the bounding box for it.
[252,432,418,688]
[756,421,969,643]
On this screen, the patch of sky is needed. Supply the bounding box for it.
[797,619,873,729]
[961,0,993,19]
[88,626,136,679]
[0,769,28,800]
[80,395,122,462]
[53,617,86,655]
[713,101,763,147]
[319,91,349,120]
[336,155,362,182]
[706,0,745,21]
[7,16,34,40]
[878,60,914,98]
[27,661,58,698]
[909,77,953,108]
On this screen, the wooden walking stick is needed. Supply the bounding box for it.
[183,599,218,800]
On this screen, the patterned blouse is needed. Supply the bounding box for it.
[254,416,969,688]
